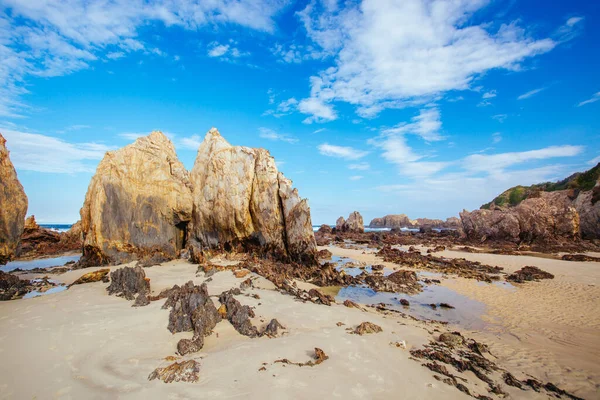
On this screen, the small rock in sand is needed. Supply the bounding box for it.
[438,332,464,347]
[148,360,200,383]
[69,268,110,287]
[507,266,554,283]
[234,270,250,278]
[353,322,383,335]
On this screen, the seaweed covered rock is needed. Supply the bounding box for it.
[187,128,317,265]
[79,131,193,267]
[507,266,554,283]
[0,134,28,265]
[218,289,260,337]
[69,268,110,286]
[162,281,221,355]
[0,271,29,300]
[106,266,150,302]
[148,360,200,383]
[18,216,82,258]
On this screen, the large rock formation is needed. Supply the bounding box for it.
[187,128,317,265]
[461,190,585,243]
[79,131,193,266]
[336,212,364,232]
[0,134,28,264]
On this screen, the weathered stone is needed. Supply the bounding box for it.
[0,271,29,300]
[187,128,317,265]
[148,360,200,383]
[336,212,364,233]
[317,249,332,260]
[262,318,285,337]
[353,322,383,335]
[69,268,110,287]
[0,134,28,265]
[79,131,193,267]
[18,216,82,259]
[439,332,465,347]
[506,266,554,283]
[106,266,150,301]
[218,289,259,337]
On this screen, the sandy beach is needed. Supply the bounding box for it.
[0,246,597,399]
[326,245,600,398]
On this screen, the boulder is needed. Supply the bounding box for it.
[187,128,317,265]
[0,134,28,264]
[106,266,150,302]
[335,216,345,231]
[572,182,600,239]
[79,132,193,266]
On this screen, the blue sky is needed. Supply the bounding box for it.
[0,0,599,225]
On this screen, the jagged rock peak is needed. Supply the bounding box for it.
[78,130,193,267]
[0,133,28,264]
[188,127,317,265]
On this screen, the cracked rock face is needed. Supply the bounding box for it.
[460,191,581,243]
[187,128,317,265]
[0,134,28,265]
[79,131,193,266]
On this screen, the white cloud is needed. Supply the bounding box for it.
[1,129,111,173]
[492,114,508,123]
[298,97,337,123]
[0,0,285,117]
[258,127,298,144]
[577,92,600,107]
[318,143,368,160]
[297,0,556,121]
[208,44,230,58]
[106,51,125,60]
[207,41,249,59]
[179,134,202,150]
[350,175,363,181]
[492,132,502,144]
[119,132,147,141]
[482,90,497,99]
[462,145,584,173]
[587,155,600,166]
[517,87,546,100]
[383,108,444,142]
[348,162,370,170]
[263,97,299,118]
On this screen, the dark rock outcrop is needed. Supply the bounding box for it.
[18,216,82,259]
[368,214,460,229]
[218,288,260,337]
[0,270,29,300]
[106,266,150,303]
[162,281,221,355]
[0,134,28,264]
[507,266,554,283]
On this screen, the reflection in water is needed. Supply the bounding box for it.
[1,255,81,272]
[23,285,67,299]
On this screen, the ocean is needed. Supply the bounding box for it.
[39,224,73,233]
[311,225,419,233]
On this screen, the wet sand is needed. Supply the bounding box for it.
[326,245,600,398]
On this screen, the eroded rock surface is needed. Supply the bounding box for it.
[336,212,364,233]
[507,266,554,283]
[0,134,28,264]
[79,131,193,267]
[106,266,150,303]
[162,281,221,355]
[187,128,317,265]
[18,216,82,259]
[148,360,200,383]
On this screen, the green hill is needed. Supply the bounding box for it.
[481,163,600,209]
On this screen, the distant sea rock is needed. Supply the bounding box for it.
[368,214,460,229]
[187,128,317,265]
[335,211,364,233]
[0,134,28,265]
[18,215,82,258]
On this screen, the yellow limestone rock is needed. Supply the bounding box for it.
[79,131,193,266]
[0,133,28,264]
[188,128,317,264]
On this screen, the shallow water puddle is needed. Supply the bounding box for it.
[23,285,68,299]
[1,255,81,272]
[329,255,504,330]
